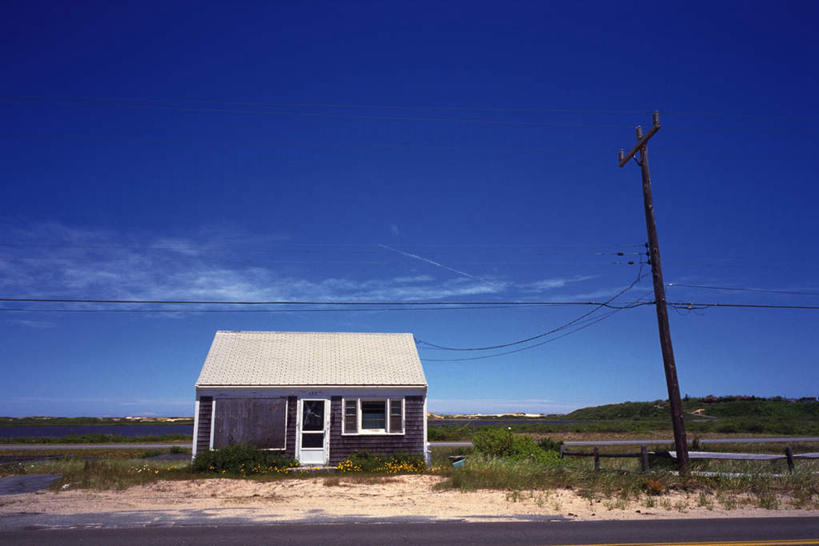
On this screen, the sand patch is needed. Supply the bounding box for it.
[1,474,817,523]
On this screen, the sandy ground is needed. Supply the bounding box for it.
[1,475,816,524]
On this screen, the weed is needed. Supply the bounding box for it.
[643,478,665,495]
[757,491,779,510]
[717,491,738,510]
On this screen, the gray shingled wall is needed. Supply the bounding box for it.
[285,395,297,459]
[327,395,425,464]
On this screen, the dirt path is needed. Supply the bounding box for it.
[1,475,816,524]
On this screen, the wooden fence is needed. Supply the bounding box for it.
[559,444,819,473]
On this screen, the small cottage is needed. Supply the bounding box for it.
[192,331,428,465]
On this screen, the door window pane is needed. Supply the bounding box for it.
[302,400,324,431]
[389,399,403,432]
[301,433,323,448]
[344,400,357,433]
[361,401,386,430]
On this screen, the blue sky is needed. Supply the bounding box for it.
[2,1,818,416]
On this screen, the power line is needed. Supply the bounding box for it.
[667,282,819,297]
[0,98,633,130]
[417,264,647,351]
[420,305,633,362]
[0,305,535,314]
[3,95,815,122]
[668,302,819,311]
[0,296,648,307]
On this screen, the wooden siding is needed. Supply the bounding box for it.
[328,395,425,464]
[285,395,297,459]
[196,397,213,454]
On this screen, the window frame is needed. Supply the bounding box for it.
[341,397,405,435]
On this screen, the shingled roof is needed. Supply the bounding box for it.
[195,331,427,387]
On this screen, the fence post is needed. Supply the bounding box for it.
[559,444,565,459]
[641,444,649,473]
[785,446,795,473]
[593,446,600,471]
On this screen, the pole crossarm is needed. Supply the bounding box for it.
[618,111,661,167]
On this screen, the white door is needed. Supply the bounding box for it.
[298,399,329,465]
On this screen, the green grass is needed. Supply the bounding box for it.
[433,453,819,509]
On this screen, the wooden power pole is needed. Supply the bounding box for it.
[618,111,689,473]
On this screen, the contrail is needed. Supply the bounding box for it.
[378,244,476,279]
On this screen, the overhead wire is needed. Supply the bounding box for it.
[416,263,647,351]
[419,301,646,362]
[668,302,819,311]
[0,296,650,307]
[3,95,816,121]
[667,282,819,297]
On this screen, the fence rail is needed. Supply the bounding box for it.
[560,444,818,473]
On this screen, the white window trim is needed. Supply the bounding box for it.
[341,397,405,436]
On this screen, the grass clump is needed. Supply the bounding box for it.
[39,458,190,490]
[192,444,298,476]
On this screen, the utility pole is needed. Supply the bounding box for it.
[618,111,689,473]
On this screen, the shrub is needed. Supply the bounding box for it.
[473,427,514,457]
[337,451,426,473]
[192,444,298,475]
[473,427,561,465]
[511,436,561,465]
[537,436,563,453]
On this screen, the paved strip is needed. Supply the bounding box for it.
[429,437,819,449]
[565,437,819,446]
[0,517,817,545]
[0,474,61,495]
[0,443,185,451]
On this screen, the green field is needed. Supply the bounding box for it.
[428,396,819,441]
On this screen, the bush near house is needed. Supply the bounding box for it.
[192,444,298,475]
[336,451,426,473]
[472,427,562,465]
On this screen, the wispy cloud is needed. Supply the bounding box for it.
[7,319,55,329]
[379,243,477,279]
[0,222,612,311]
[428,398,584,414]
[0,223,515,307]
[518,275,597,292]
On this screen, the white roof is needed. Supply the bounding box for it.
[195,331,427,387]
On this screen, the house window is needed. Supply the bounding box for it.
[361,401,386,430]
[389,399,402,432]
[344,400,357,433]
[343,398,404,434]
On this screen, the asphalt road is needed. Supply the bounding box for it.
[0,443,184,450]
[0,517,816,545]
